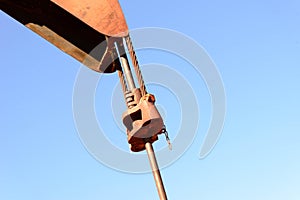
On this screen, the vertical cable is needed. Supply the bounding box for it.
[125,36,147,96]
[118,69,128,95]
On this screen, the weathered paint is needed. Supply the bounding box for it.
[51,0,128,37]
[0,0,127,72]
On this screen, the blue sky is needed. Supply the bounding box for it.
[1,0,300,199]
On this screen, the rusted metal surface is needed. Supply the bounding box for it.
[26,23,101,71]
[0,0,128,73]
[115,38,164,152]
[51,0,128,37]
[117,51,168,198]
[114,37,165,152]
[1,1,169,198]
[122,93,164,152]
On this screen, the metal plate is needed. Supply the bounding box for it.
[0,0,128,72]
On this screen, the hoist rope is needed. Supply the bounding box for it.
[125,36,147,96]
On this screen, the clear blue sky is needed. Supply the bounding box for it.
[1,0,300,199]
